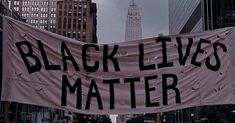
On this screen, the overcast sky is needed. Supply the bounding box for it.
[93,0,169,44]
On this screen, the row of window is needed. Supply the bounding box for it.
[57,18,87,30]
[13,7,19,11]
[13,1,56,11]
[22,1,57,6]
[58,11,87,17]
[30,25,54,30]
[14,1,20,5]
[25,19,56,25]
[59,3,87,10]
[57,31,86,41]
[22,13,56,19]
[22,7,56,12]
[30,19,38,24]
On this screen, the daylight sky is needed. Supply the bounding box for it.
[93,0,169,44]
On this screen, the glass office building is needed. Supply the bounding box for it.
[169,0,235,35]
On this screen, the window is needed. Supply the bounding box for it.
[32,7,38,11]
[73,19,76,29]
[78,12,82,17]
[68,18,71,29]
[73,32,76,38]
[14,7,19,11]
[58,18,62,29]
[43,2,48,5]
[14,1,19,5]
[59,11,62,16]
[83,23,86,29]
[73,11,77,16]
[74,5,77,10]
[44,20,48,24]
[77,23,81,30]
[22,7,26,11]
[51,14,56,17]
[32,13,38,17]
[63,18,67,29]
[83,12,87,17]
[51,8,56,12]
[50,19,56,24]
[68,11,72,16]
[40,14,48,18]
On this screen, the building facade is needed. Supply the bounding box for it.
[169,0,235,35]
[56,0,97,43]
[125,0,142,41]
[9,0,59,32]
[169,0,202,35]
[8,0,97,42]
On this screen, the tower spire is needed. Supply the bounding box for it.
[131,0,135,5]
[125,0,142,41]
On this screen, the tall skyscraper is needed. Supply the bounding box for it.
[125,0,142,41]
[117,1,142,123]
[56,0,97,43]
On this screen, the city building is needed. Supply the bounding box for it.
[169,0,235,122]
[117,1,143,122]
[125,0,142,41]
[8,0,97,42]
[169,0,202,35]
[169,0,235,35]
[8,0,59,32]
[56,0,97,43]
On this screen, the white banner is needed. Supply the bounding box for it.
[2,16,235,114]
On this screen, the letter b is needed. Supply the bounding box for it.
[16,41,41,73]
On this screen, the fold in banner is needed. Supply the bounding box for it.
[2,16,235,114]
